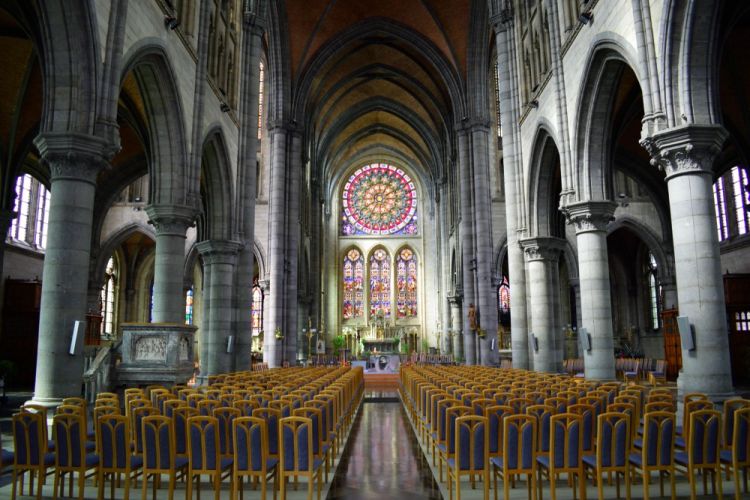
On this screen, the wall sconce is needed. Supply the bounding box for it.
[578,12,593,24]
[164,16,180,30]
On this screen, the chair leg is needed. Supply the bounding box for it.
[78,470,85,500]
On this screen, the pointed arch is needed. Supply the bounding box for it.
[395,245,418,320]
[527,127,564,237]
[199,127,235,241]
[342,246,365,321]
[368,246,392,319]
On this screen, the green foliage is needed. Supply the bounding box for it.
[332,335,345,355]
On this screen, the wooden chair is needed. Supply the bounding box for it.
[233,399,259,416]
[536,412,585,500]
[293,407,330,482]
[52,412,99,500]
[568,403,595,455]
[720,406,750,500]
[214,407,241,459]
[253,408,282,462]
[96,413,142,500]
[446,415,489,500]
[676,399,714,448]
[172,406,199,461]
[232,416,278,500]
[186,415,233,500]
[162,398,187,417]
[583,412,631,500]
[437,405,472,483]
[10,411,53,500]
[629,411,676,500]
[279,416,323,500]
[674,409,723,499]
[490,414,536,500]
[141,415,187,500]
[722,398,750,451]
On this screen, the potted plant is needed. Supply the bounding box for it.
[332,335,345,356]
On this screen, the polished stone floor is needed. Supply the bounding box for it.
[327,392,441,500]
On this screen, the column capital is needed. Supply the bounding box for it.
[520,236,565,262]
[563,201,616,234]
[640,124,728,180]
[196,239,243,265]
[145,204,197,236]
[447,293,463,306]
[34,132,110,185]
[455,119,492,134]
[489,1,513,31]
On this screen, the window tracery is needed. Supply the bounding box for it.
[396,248,417,319]
[342,248,365,320]
[369,249,391,318]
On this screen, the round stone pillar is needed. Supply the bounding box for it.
[448,294,463,360]
[146,205,195,324]
[565,201,617,380]
[644,125,733,400]
[521,237,565,373]
[31,133,108,405]
[196,240,242,377]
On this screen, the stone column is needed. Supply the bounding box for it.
[196,240,241,376]
[457,128,476,364]
[448,294,463,360]
[284,131,303,365]
[232,11,265,370]
[521,236,565,373]
[565,201,617,380]
[644,125,733,399]
[31,133,107,405]
[470,124,499,365]
[146,205,194,324]
[491,9,529,369]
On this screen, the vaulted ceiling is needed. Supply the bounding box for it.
[282,0,475,192]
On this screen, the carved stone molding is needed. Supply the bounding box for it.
[447,293,463,306]
[34,132,110,185]
[196,239,243,266]
[640,124,728,181]
[563,201,616,234]
[145,204,197,236]
[520,236,566,262]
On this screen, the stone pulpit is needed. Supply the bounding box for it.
[116,323,196,386]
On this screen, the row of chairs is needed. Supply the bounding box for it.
[4,366,363,500]
[400,365,750,500]
[562,358,668,385]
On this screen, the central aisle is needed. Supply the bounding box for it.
[328,393,441,499]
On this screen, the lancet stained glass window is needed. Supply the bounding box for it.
[498,275,511,326]
[252,279,263,336]
[369,249,391,318]
[343,248,364,319]
[396,248,417,318]
[342,164,417,236]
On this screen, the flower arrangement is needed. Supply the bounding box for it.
[274,327,283,340]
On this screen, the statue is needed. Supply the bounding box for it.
[468,303,478,332]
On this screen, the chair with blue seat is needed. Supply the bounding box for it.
[446,415,489,500]
[172,406,199,462]
[485,405,513,462]
[233,399,259,417]
[198,399,221,417]
[52,412,100,500]
[433,398,460,470]
[568,403,595,455]
[305,400,334,471]
[490,413,536,500]
[253,407,282,462]
[21,404,53,452]
[676,399,714,449]
[162,399,186,417]
[721,406,750,500]
[186,415,233,500]
[10,411,53,500]
[582,411,631,500]
[438,405,472,483]
[722,399,750,452]
[279,416,323,500]
[141,415,188,500]
[525,405,553,461]
[232,416,278,500]
[214,407,241,460]
[536,412,585,500]
[628,410,676,500]
[268,400,292,418]
[607,402,637,450]
[674,408,723,499]
[491,391,513,407]
[293,406,330,482]
[96,413,143,500]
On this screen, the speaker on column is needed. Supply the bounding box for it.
[677,316,695,351]
[528,333,538,353]
[579,328,591,352]
[69,320,81,356]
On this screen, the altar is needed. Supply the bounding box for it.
[362,337,399,354]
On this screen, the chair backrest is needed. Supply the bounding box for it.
[293,407,323,456]
[508,397,532,414]
[644,401,675,413]
[186,393,206,408]
[549,413,583,470]
[268,400,292,418]
[233,399,259,416]
[173,406,199,456]
[647,392,674,405]
[62,397,86,409]
[97,413,132,470]
[568,403,594,453]
[233,416,269,472]
[445,405,472,454]
[502,414,537,473]
[544,397,567,414]
[485,404,513,455]
[133,406,159,454]
[683,399,714,439]
[280,416,314,473]
[198,399,221,416]
[94,398,120,410]
[20,404,50,445]
[53,413,89,468]
[252,407,282,457]
[492,391,513,406]
[249,394,270,408]
[214,407,241,457]
[526,404,553,453]
[686,409,722,466]
[163,399,188,417]
[471,398,495,416]
[595,412,630,469]
[12,411,46,466]
[732,407,750,466]
[723,398,750,448]
[641,411,676,468]
[454,415,488,471]
[141,415,175,472]
[187,416,221,471]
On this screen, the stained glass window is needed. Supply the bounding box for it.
[10,174,50,249]
[497,275,511,326]
[713,166,750,242]
[185,286,194,325]
[252,278,263,336]
[646,252,660,330]
[342,163,417,236]
[396,248,417,318]
[369,249,391,318]
[343,248,364,319]
[101,257,116,337]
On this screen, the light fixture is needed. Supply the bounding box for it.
[164,15,180,30]
[578,12,593,24]
[220,102,231,112]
